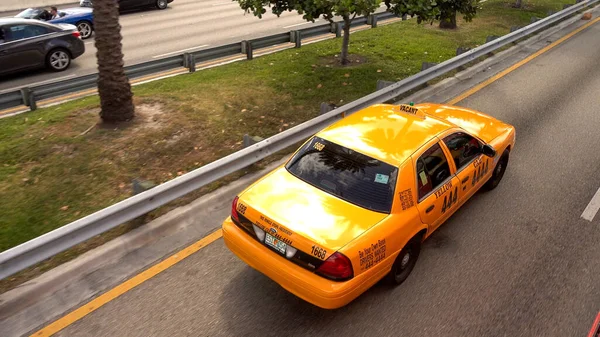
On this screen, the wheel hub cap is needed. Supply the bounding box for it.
[401,253,410,268]
[51,52,68,69]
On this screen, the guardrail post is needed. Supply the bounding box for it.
[402,14,408,20]
[376,80,394,90]
[331,22,342,37]
[367,15,378,28]
[456,47,471,56]
[133,178,156,195]
[563,4,573,9]
[20,88,37,111]
[183,52,196,72]
[241,40,253,60]
[486,35,500,43]
[531,16,540,23]
[320,102,337,115]
[290,30,302,48]
[421,62,438,71]
[243,134,264,148]
[510,25,522,32]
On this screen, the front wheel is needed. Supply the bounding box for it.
[76,21,93,39]
[387,237,421,285]
[484,149,509,191]
[156,0,168,9]
[46,49,71,72]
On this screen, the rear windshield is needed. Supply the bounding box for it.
[285,137,398,213]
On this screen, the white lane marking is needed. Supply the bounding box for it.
[212,2,235,5]
[85,41,94,45]
[581,187,600,221]
[283,20,319,29]
[152,45,210,58]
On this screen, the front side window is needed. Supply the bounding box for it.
[443,132,482,171]
[286,137,398,213]
[416,143,451,200]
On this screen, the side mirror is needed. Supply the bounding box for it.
[481,144,496,158]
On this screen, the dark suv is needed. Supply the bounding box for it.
[0,18,85,76]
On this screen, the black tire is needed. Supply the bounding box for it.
[76,21,93,39]
[387,236,421,285]
[46,49,71,72]
[484,149,509,191]
[156,0,168,9]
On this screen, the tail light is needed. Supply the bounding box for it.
[231,196,240,223]
[72,31,81,39]
[316,252,353,281]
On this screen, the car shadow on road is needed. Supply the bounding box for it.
[217,259,426,336]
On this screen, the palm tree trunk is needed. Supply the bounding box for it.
[93,0,134,122]
[340,15,351,65]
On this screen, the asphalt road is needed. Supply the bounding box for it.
[45,20,600,337]
[0,0,385,92]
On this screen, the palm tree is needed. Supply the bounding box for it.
[93,0,134,122]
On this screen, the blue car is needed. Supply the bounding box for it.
[15,7,94,39]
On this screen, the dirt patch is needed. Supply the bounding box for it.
[132,103,166,131]
[318,54,368,68]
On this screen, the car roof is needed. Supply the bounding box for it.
[316,103,457,167]
[0,17,61,29]
[0,18,48,25]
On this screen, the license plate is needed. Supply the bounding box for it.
[265,233,286,255]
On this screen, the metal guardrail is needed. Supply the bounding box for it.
[0,0,597,280]
[0,11,398,112]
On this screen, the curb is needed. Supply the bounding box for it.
[0,157,287,336]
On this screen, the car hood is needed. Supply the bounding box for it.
[238,167,387,257]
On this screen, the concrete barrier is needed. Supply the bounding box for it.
[1,0,77,12]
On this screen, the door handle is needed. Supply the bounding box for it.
[426,205,435,213]
[462,176,469,184]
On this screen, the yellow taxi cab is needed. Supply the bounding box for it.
[222,102,516,309]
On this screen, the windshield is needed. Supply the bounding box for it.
[16,8,42,19]
[286,137,398,213]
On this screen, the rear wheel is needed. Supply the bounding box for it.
[387,236,421,285]
[76,21,93,39]
[484,150,509,191]
[156,0,168,9]
[46,49,71,72]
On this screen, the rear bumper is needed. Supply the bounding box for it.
[70,39,85,59]
[222,217,378,309]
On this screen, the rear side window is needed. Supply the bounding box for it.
[285,137,398,213]
[5,25,52,42]
[416,143,451,200]
[443,132,482,170]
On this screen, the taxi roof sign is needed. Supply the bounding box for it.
[396,104,426,118]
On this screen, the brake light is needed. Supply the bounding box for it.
[231,196,240,222]
[316,252,353,281]
[72,31,81,39]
